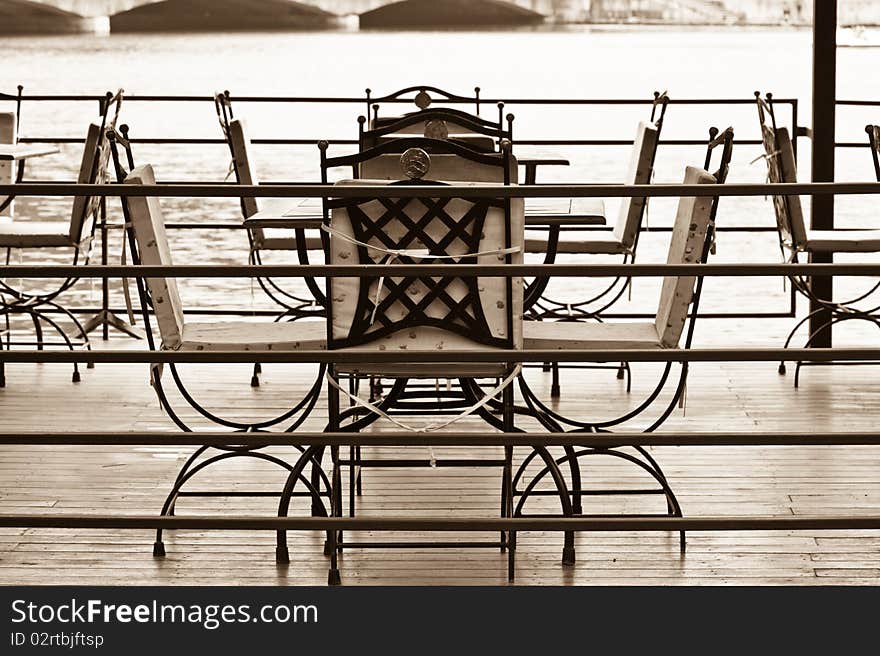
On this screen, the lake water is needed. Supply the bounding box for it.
[1,26,878,313]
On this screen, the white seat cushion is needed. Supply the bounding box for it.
[525,230,627,255]
[256,227,324,252]
[0,221,73,248]
[524,320,662,350]
[804,230,880,253]
[179,320,326,352]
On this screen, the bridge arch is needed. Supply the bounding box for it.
[359,0,544,28]
[110,0,339,32]
[0,0,104,33]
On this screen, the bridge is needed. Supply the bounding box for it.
[5,0,844,33]
[0,0,566,33]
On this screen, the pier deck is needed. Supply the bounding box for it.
[1,311,879,586]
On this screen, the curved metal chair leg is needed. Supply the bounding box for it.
[157,361,325,432]
[43,297,93,369]
[275,445,331,566]
[564,445,583,515]
[511,445,575,567]
[30,312,44,351]
[164,445,211,518]
[31,311,81,383]
[153,450,328,558]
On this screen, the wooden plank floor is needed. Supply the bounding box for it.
[1,310,879,586]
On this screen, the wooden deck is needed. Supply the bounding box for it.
[1,308,879,586]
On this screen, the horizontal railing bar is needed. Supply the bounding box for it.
[3,263,879,278]
[0,514,876,532]
[8,306,792,321]
[4,182,880,198]
[1,348,878,364]
[9,93,800,105]
[15,136,769,148]
[98,222,779,233]
[0,431,877,447]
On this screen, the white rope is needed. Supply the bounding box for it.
[224,159,236,182]
[327,364,522,434]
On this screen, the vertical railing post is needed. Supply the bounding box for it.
[810,0,837,347]
[100,197,109,341]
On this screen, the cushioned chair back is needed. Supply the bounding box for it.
[612,121,659,249]
[359,153,518,184]
[69,122,105,244]
[326,179,523,374]
[761,126,807,248]
[654,166,716,348]
[124,164,185,350]
[227,119,265,243]
[0,112,15,218]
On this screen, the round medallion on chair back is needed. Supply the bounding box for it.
[400,148,431,180]
[414,90,432,110]
[424,120,449,141]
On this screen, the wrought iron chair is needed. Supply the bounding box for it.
[757,93,880,385]
[326,136,517,441]
[0,94,122,386]
[120,163,331,557]
[525,92,669,396]
[214,92,326,388]
[513,163,721,555]
[507,129,731,554]
[275,143,575,584]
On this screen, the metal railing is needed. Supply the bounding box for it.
[1,180,880,557]
[0,90,832,324]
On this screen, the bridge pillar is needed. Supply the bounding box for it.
[0,13,110,35]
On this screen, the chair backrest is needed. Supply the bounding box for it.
[123,164,185,350]
[324,148,522,371]
[69,121,108,244]
[227,118,265,243]
[227,118,261,216]
[367,85,484,126]
[321,136,515,186]
[612,121,660,248]
[763,126,807,249]
[361,107,511,152]
[868,124,880,182]
[756,94,807,249]
[359,152,518,183]
[0,111,15,218]
[654,166,717,348]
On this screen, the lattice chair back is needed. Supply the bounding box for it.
[756,94,807,250]
[612,121,660,249]
[123,164,185,350]
[654,166,717,348]
[325,151,523,377]
[868,124,880,182]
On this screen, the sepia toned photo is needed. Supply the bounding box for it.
[0,2,878,646]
